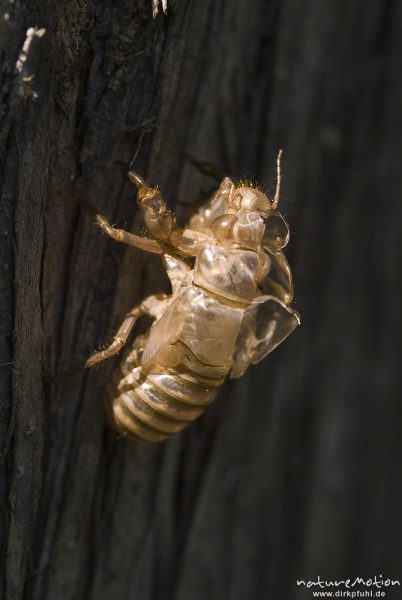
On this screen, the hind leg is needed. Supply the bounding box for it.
[85,293,169,368]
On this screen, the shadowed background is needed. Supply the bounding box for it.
[0,1,401,599]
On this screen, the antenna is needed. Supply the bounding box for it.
[272,149,283,210]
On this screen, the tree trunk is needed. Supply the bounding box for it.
[1,1,401,599]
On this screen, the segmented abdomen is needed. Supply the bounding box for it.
[107,355,225,442]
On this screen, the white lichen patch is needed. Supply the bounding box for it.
[15,27,46,72]
[152,0,168,18]
[15,27,46,99]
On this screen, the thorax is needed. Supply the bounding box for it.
[193,242,262,304]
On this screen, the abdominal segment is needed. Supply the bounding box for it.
[107,341,227,442]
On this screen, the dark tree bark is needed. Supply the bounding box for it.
[1,1,401,599]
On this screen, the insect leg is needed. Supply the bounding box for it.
[85,293,168,368]
[182,152,227,182]
[126,170,213,256]
[96,214,163,255]
[85,308,142,368]
[127,171,176,242]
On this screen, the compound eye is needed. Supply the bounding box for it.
[211,214,237,241]
[263,212,290,252]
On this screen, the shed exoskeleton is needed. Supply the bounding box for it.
[86,153,300,441]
